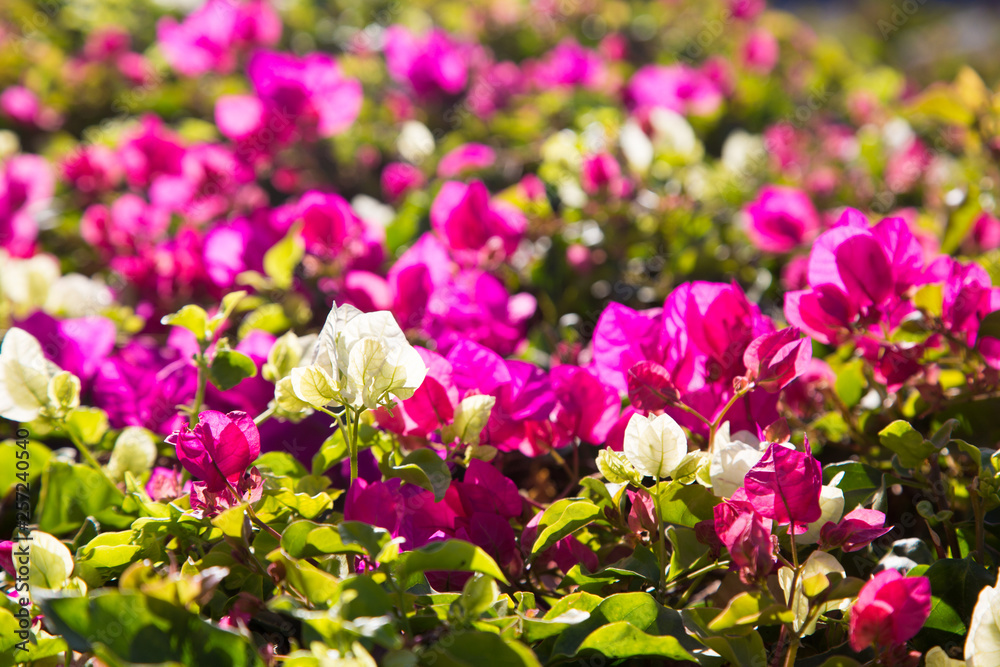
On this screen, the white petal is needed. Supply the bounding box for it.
[798,486,846,544]
[967,570,1000,667]
[623,413,687,479]
[0,328,54,422]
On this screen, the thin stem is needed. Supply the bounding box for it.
[65,427,122,497]
[350,407,362,483]
[653,479,667,601]
[672,400,713,426]
[972,483,987,565]
[223,477,282,542]
[707,386,751,454]
[189,352,209,428]
[254,405,275,427]
[783,636,799,667]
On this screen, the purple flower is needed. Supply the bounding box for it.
[0,154,55,257]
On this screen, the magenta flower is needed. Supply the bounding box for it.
[712,498,776,584]
[742,186,819,253]
[0,86,40,125]
[742,29,779,74]
[849,570,931,652]
[820,508,891,552]
[529,40,606,90]
[118,116,186,189]
[385,26,469,97]
[168,410,260,494]
[626,360,679,412]
[437,144,496,179]
[157,0,280,76]
[0,154,55,257]
[381,162,425,201]
[61,145,122,195]
[547,365,620,447]
[0,541,14,578]
[581,153,629,198]
[743,443,822,528]
[742,327,812,392]
[625,64,724,117]
[430,180,526,258]
[145,467,187,502]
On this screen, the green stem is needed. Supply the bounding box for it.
[673,400,713,427]
[223,477,282,542]
[971,483,987,565]
[707,386,751,454]
[350,407,362,483]
[189,352,209,428]
[783,636,799,667]
[66,428,122,497]
[653,479,668,601]
[254,405,275,427]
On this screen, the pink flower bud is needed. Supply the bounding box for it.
[849,570,931,652]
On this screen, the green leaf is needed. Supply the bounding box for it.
[834,358,866,408]
[263,228,305,290]
[428,632,541,667]
[912,557,993,649]
[824,461,887,509]
[64,407,109,447]
[707,590,794,634]
[0,439,50,496]
[311,429,349,475]
[40,591,263,666]
[574,621,696,661]
[208,349,258,391]
[338,521,392,558]
[529,499,602,556]
[666,526,710,583]
[656,481,719,527]
[879,420,937,468]
[161,304,210,341]
[37,461,130,534]
[396,540,509,585]
[281,521,366,559]
[380,449,452,501]
[208,290,248,336]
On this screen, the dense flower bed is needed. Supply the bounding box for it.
[0,0,999,665]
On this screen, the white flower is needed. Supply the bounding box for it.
[294,303,427,410]
[0,328,62,422]
[44,273,114,318]
[397,120,435,164]
[623,413,688,479]
[620,120,653,173]
[967,569,1000,666]
[709,422,764,497]
[1,254,60,311]
[649,108,700,161]
[28,531,75,590]
[798,485,846,544]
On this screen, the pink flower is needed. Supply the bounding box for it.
[0,154,55,257]
[0,541,14,578]
[245,50,362,139]
[157,0,280,76]
[381,162,425,201]
[742,327,812,392]
[0,86,40,125]
[530,40,606,89]
[385,26,469,97]
[743,443,822,527]
[146,467,186,502]
[61,145,122,195]
[742,29,779,74]
[546,365,620,447]
[729,0,766,19]
[581,153,629,198]
[625,64,723,117]
[430,180,526,258]
[971,212,1000,251]
[712,498,776,584]
[118,116,186,189]
[168,410,261,493]
[849,570,931,652]
[820,508,891,552]
[743,186,819,253]
[437,144,496,178]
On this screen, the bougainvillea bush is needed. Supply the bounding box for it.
[2,0,1000,664]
